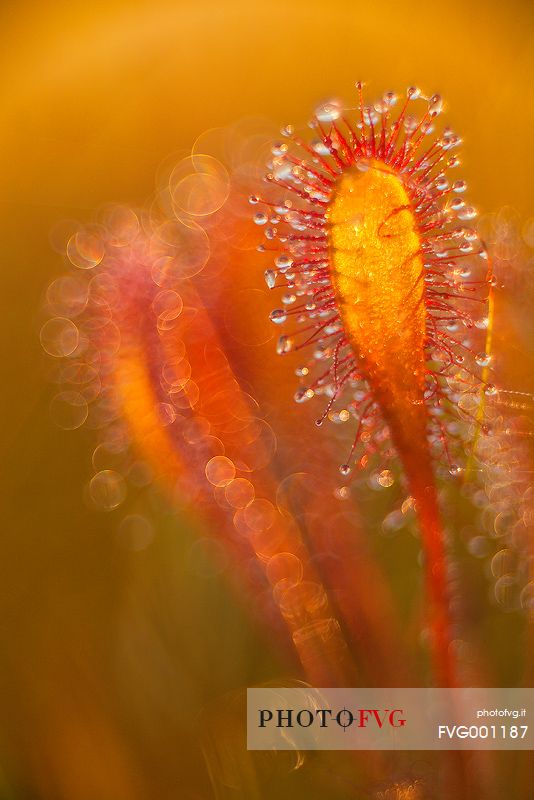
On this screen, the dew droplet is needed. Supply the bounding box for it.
[315,100,342,123]
[254,212,268,225]
[264,269,276,289]
[276,335,293,355]
[271,142,288,156]
[452,180,467,193]
[429,94,443,114]
[275,254,293,270]
[458,206,477,221]
[475,352,492,367]
[269,309,287,324]
[294,388,314,403]
[282,293,296,305]
[311,139,330,156]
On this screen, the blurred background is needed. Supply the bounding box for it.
[1,1,534,798]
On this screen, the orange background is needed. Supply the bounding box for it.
[1,1,533,797]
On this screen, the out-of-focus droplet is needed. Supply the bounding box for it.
[494,575,518,610]
[278,581,328,625]
[50,390,88,430]
[183,416,211,444]
[89,469,126,510]
[46,275,88,317]
[467,536,489,558]
[205,456,235,487]
[169,153,229,216]
[225,477,255,509]
[162,357,191,390]
[490,548,515,578]
[104,206,140,246]
[92,443,128,474]
[40,317,79,357]
[382,510,404,535]
[173,171,230,217]
[156,402,176,426]
[266,552,303,586]
[377,469,394,488]
[152,289,183,331]
[67,230,105,269]
[493,511,512,538]
[243,498,276,532]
